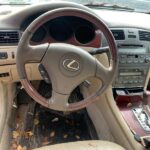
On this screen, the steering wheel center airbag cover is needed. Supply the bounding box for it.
[41,43,96,94]
[43,43,84,77]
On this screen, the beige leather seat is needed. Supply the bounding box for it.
[34,140,125,150]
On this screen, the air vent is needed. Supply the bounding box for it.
[0,31,19,44]
[139,31,150,41]
[111,30,125,40]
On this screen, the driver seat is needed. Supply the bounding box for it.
[33,140,125,150]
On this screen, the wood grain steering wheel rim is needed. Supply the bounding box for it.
[16,7,118,111]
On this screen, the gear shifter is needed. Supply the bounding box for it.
[132,90,150,132]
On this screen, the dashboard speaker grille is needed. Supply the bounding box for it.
[139,30,150,41]
[0,31,19,44]
[111,30,125,40]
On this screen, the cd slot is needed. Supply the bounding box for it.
[118,44,143,48]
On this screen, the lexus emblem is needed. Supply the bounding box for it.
[63,59,80,71]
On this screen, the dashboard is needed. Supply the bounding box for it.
[0,2,149,89]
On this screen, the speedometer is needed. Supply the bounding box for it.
[49,19,73,42]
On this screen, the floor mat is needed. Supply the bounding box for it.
[11,81,98,150]
[32,107,94,148]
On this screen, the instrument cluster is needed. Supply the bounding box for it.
[21,15,100,47]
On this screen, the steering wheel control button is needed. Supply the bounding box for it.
[63,59,80,72]
[38,64,50,83]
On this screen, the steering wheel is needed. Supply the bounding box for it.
[16,7,118,111]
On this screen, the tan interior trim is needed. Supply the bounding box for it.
[0,63,42,83]
[33,140,125,150]
[105,88,145,150]
[81,53,147,150]
[0,83,8,142]
[87,104,115,141]
[84,86,145,150]
[0,46,17,65]
[0,83,16,150]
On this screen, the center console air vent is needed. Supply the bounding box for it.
[111,30,125,40]
[139,31,150,41]
[0,31,19,44]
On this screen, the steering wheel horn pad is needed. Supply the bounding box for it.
[16,7,118,111]
[41,43,96,95]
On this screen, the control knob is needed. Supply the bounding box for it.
[145,57,150,63]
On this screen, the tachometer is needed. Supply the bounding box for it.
[75,25,95,44]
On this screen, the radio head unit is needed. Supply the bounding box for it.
[113,47,150,88]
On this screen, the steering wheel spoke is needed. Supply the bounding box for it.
[49,90,70,110]
[24,43,49,63]
[95,60,112,84]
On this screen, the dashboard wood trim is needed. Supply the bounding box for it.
[30,30,101,48]
[117,95,150,137]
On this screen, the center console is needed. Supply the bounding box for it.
[113,46,150,88]
[114,89,150,148]
[110,28,150,148]
[109,28,150,89]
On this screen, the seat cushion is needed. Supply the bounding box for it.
[33,140,125,150]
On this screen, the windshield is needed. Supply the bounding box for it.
[0,0,150,13]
